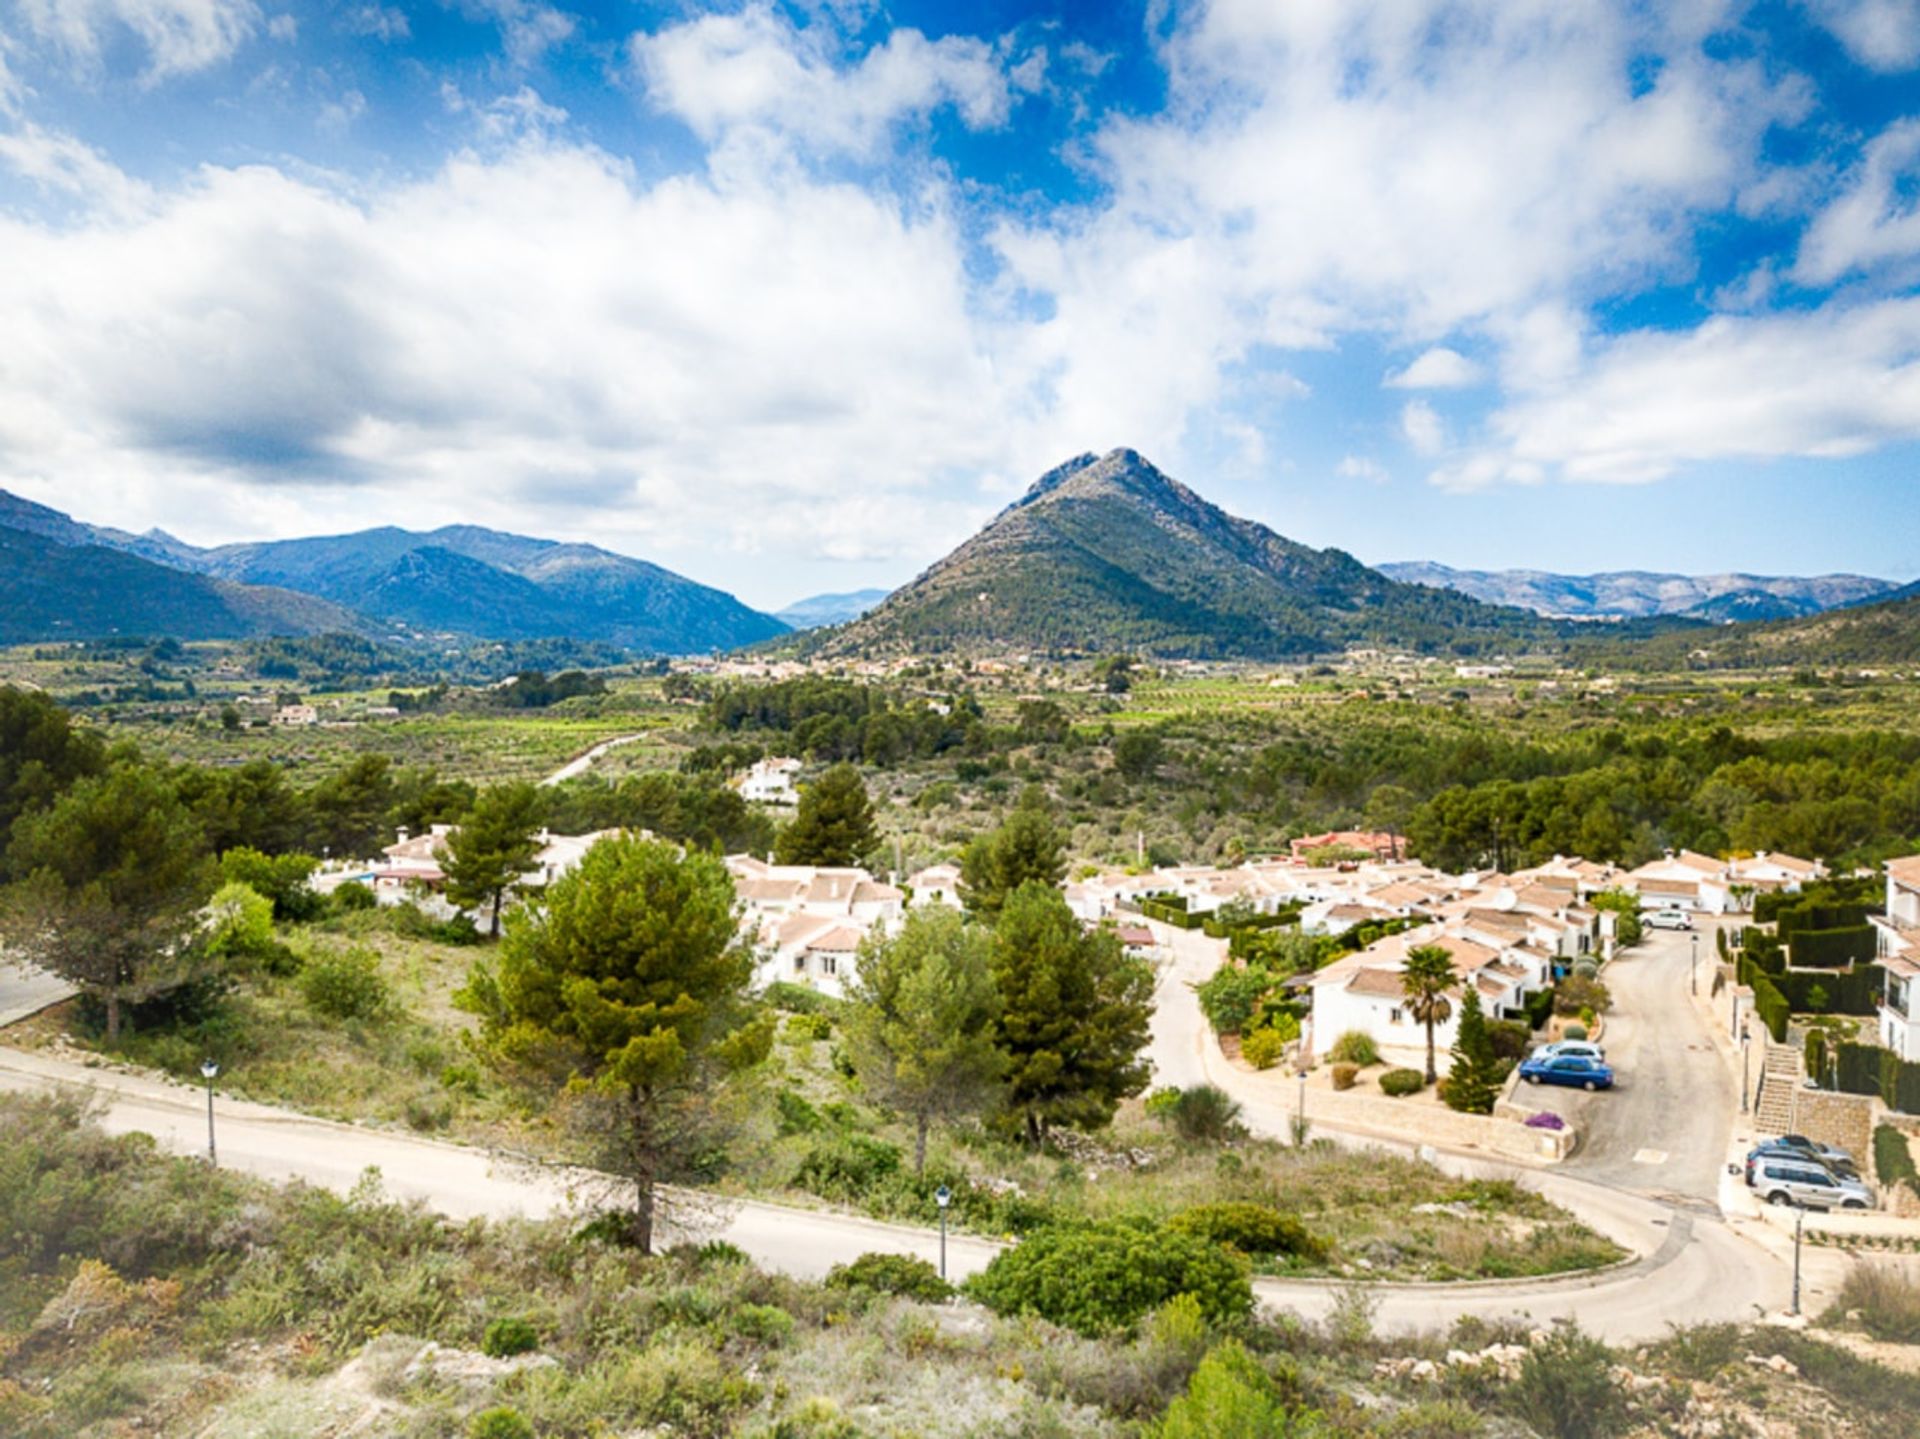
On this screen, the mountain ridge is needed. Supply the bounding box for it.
[1378,560,1894,621]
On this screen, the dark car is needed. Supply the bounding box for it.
[1746,1142,1859,1184]
[1518,1054,1616,1091]
[1776,1134,1856,1169]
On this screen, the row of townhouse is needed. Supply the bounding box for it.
[1872,856,1920,1061]
[726,856,905,998]
[1619,849,1824,914]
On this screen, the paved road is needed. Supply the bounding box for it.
[1523,926,1734,1206]
[0,959,75,1028]
[540,734,646,787]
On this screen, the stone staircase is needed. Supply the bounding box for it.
[1753,1041,1803,1137]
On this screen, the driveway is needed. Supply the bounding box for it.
[0,959,75,1028]
[1523,925,1735,1206]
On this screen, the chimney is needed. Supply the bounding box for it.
[396,827,409,843]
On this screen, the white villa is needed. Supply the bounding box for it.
[1620,849,1823,914]
[727,856,905,998]
[361,824,623,901]
[735,757,802,806]
[1873,856,1920,1062]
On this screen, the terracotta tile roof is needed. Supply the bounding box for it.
[1886,856,1920,889]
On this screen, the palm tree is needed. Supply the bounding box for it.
[1401,944,1457,1084]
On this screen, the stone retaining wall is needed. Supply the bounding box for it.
[1791,1087,1875,1161]
[1308,1073,1575,1163]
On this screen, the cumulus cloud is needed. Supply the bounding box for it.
[339,4,407,43]
[1337,455,1389,484]
[1801,0,1920,71]
[1384,347,1481,389]
[1400,400,1446,457]
[1795,119,1920,285]
[14,0,258,80]
[634,3,1021,157]
[0,130,1024,567]
[1432,298,1920,488]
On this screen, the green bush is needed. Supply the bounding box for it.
[481,1316,540,1358]
[1825,1264,1920,1345]
[1157,1340,1306,1439]
[1328,1030,1380,1066]
[1330,1063,1358,1092]
[792,1134,903,1203]
[1563,1024,1588,1042]
[298,946,390,1021]
[469,1408,535,1439]
[1553,976,1610,1016]
[1509,1323,1629,1439]
[730,1302,796,1346]
[965,1218,1253,1336]
[1522,987,1556,1031]
[330,880,377,913]
[1241,1027,1288,1070]
[775,1088,823,1135]
[1167,1203,1327,1263]
[1791,926,1876,969]
[1873,1124,1918,1193]
[782,1012,832,1044]
[763,981,837,1014]
[1379,1068,1424,1097]
[824,1251,953,1302]
[1146,1085,1245,1143]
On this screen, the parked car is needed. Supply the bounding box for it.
[1644,908,1693,931]
[1748,1155,1872,1210]
[1534,1040,1607,1064]
[1518,1054,1616,1091]
[1745,1142,1860,1184]
[1776,1134,1856,1169]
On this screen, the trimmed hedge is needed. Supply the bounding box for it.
[1522,987,1556,1032]
[1873,1125,1918,1194]
[1833,1042,1920,1115]
[1788,925,1877,969]
[1738,954,1791,1042]
[1772,964,1885,1016]
[1379,1068,1425,1097]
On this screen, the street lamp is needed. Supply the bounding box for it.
[1690,932,1699,997]
[1730,986,1740,1041]
[1791,1204,1805,1317]
[934,1185,951,1281]
[1296,1064,1309,1147]
[1740,1025,1751,1114]
[200,1059,219,1167]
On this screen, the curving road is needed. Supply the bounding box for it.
[0,916,1831,1342]
[539,733,647,787]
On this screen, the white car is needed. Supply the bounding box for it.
[1644,908,1693,931]
[1535,1040,1606,1064]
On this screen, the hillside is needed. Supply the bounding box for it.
[0,524,360,643]
[189,524,788,652]
[1378,561,1893,620]
[0,490,788,653]
[814,449,1559,659]
[775,588,891,629]
[1669,588,1920,667]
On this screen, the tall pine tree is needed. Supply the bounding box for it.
[441,781,545,936]
[1444,986,1501,1114]
[961,786,1066,917]
[775,763,877,867]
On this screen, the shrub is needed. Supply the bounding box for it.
[825,1252,952,1302]
[469,1408,535,1439]
[1328,1029,1380,1066]
[1508,1323,1628,1439]
[1553,976,1610,1017]
[481,1316,539,1358]
[1157,1341,1300,1439]
[1379,1068,1424,1098]
[775,1089,822,1135]
[1148,1085,1245,1143]
[1824,1263,1920,1345]
[1330,1063,1358,1091]
[764,981,836,1014]
[1563,1023,1588,1042]
[330,880,377,913]
[730,1302,796,1346]
[1167,1203,1327,1263]
[1241,1027,1288,1070]
[965,1218,1253,1336]
[1522,987,1556,1031]
[792,1134,902,1203]
[783,1012,832,1044]
[299,946,390,1021]
[1873,1124,1918,1193]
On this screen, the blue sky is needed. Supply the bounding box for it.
[1,1,1917,609]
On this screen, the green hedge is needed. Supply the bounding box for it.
[1744,930,1787,975]
[1833,1043,1920,1115]
[1873,1125,1918,1193]
[1738,954,1791,1042]
[1522,987,1556,1032]
[1138,899,1201,930]
[1788,926,1877,969]
[1772,964,1885,1016]
[1836,1041,1885,1097]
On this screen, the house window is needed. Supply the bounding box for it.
[1389,1006,1404,1024]
[821,955,837,976]
[793,955,807,974]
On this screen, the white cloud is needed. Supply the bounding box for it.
[453,0,572,69]
[1384,347,1481,389]
[339,4,407,43]
[14,0,258,81]
[1433,297,1920,488]
[1400,399,1446,456]
[1801,0,1920,71]
[265,11,292,42]
[1337,455,1389,483]
[1794,118,1920,285]
[0,120,153,213]
[634,3,1021,158]
[0,132,1024,571]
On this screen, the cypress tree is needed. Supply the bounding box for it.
[1444,987,1501,1115]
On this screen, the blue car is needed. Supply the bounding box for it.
[1518,1054,1615,1091]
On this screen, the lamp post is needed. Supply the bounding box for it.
[1730,986,1740,1041]
[1740,1025,1751,1115]
[934,1185,951,1281]
[1690,932,1698,997]
[1791,1204,1805,1317]
[200,1059,219,1167]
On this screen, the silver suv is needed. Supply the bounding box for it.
[1751,1158,1872,1210]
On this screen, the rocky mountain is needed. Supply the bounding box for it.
[0,520,360,644]
[0,490,788,652]
[775,589,892,630]
[1377,561,1894,622]
[1671,587,1920,667]
[814,449,1557,659]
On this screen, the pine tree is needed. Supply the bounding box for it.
[441,781,545,937]
[990,881,1154,1143]
[1444,987,1500,1114]
[775,763,877,867]
[961,786,1066,917]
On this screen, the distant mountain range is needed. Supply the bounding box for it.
[812,449,1561,659]
[775,589,891,629]
[0,490,787,652]
[1377,561,1895,622]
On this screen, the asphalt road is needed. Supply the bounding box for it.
[0,959,75,1028]
[1523,925,1735,1206]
